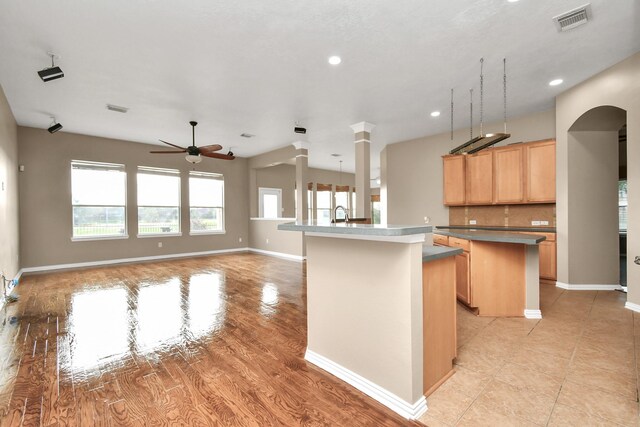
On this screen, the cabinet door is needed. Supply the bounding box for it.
[455,252,471,304]
[443,156,466,205]
[526,140,556,203]
[494,145,524,203]
[539,241,557,280]
[465,151,493,204]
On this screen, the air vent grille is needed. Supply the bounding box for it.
[106,104,129,113]
[554,4,591,32]
[240,133,255,138]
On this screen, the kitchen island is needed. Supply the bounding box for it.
[434,228,545,318]
[278,221,459,420]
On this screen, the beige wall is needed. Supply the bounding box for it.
[249,219,303,258]
[18,127,249,268]
[255,164,296,218]
[383,109,556,226]
[0,85,19,278]
[556,52,640,302]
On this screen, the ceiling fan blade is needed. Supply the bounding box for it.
[198,144,223,152]
[159,139,187,150]
[150,150,187,154]
[201,151,235,160]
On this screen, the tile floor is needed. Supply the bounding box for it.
[419,283,640,426]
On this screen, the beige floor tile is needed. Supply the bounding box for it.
[509,347,571,380]
[494,363,563,398]
[556,379,639,426]
[520,331,577,360]
[472,379,556,426]
[573,343,635,376]
[548,403,626,427]
[436,365,490,399]
[418,412,452,427]
[457,401,539,427]
[565,359,638,400]
[424,384,474,425]
[454,344,505,376]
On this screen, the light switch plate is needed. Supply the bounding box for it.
[469,219,477,225]
[540,221,549,226]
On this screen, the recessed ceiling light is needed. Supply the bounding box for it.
[328,56,342,65]
[430,111,441,117]
[549,78,564,86]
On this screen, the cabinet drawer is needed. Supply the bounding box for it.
[449,236,470,252]
[433,234,449,246]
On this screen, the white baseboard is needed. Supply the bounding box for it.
[524,309,542,319]
[304,349,427,420]
[625,301,640,313]
[20,247,250,274]
[556,281,622,291]
[248,248,305,262]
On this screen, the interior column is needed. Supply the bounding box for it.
[350,122,375,218]
[292,141,309,222]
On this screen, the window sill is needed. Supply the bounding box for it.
[189,230,226,236]
[137,233,182,238]
[71,235,129,242]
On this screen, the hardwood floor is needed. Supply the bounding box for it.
[0,253,418,426]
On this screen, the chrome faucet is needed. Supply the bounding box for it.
[334,205,349,223]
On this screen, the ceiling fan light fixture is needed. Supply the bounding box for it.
[185,154,202,164]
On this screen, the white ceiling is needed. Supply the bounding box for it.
[0,0,639,176]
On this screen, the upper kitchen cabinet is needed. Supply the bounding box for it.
[493,145,525,204]
[443,155,466,206]
[465,151,493,205]
[525,139,556,203]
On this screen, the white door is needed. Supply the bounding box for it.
[259,188,282,218]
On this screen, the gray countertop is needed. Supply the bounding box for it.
[278,221,432,236]
[435,229,545,245]
[437,225,556,233]
[422,245,463,262]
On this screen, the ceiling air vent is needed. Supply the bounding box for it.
[240,133,255,138]
[553,4,591,32]
[106,104,129,113]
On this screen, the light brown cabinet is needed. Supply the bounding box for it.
[465,151,493,205]
[443,155,466,205]
[442,139,555,206]
[493,145,525,203]
[455,252,471,305]
[525,140,556,203]
[524,232,557,280]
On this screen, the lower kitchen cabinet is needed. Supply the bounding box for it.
[455,252,471,305]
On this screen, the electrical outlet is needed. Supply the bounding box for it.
[540,221,549,226]
[1,182,4,191]
[531,220,541,226]
[424,216,430,224]
[158,242,162,248]
[266,238,269,244]
[469,219,477,225]
[635,256,640,265]
[239,237,242,243]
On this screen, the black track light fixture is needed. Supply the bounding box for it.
[47,117,63,134]
[38,52,64,82]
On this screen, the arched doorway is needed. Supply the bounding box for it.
[563,105,627,289]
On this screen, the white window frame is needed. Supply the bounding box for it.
[189,171,225,235]
[259,187,283,219]
[71,160,128,242]
[137,166,182,237]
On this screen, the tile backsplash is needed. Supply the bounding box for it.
[449,204,556,228]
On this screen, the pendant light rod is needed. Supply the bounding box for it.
[450,88,454,141]
[469,88,473,140]
[503,57,508,134]
[479,57,484,137]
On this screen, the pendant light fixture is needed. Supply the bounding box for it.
[449,58,511,155]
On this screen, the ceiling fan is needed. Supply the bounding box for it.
[151,121,235,164]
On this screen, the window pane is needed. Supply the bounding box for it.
[72,169,126,206]
[190,177,223,207]
[372,201,381,225]
[619,180,628,231]
[351,192,357,217]
[190,207,223,232]
[137,173,180,206]
[335,192,348,209]
[317,191,331,209]
[317,209,331,224]
[262,194,279,218]
[307,190,313,220]
[73,207,126,237]
[138,207,179,234]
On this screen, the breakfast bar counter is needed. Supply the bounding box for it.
[278,221,458,420]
